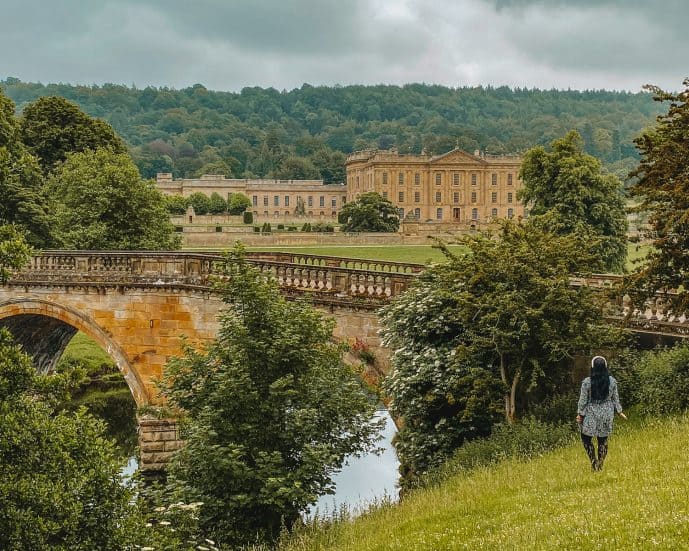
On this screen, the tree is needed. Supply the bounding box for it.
[19,96,126,174]
[381,219,620,480]
[207,192,228,214]
[160,247,381,547]
[273,155,319,180]
[227,192,251,215]
[187,192,211,215]
[0,329,144,549]
[627,79,689,311]
[165,194,190,215]
[49,149,181,250]
[0,225,33,283]
[0,91,53,247]
[338,192,400,232]
[519,130,628,272]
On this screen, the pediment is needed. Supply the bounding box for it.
[430,148,486,165]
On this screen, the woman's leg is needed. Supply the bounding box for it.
[597,436,608,469]
[580,433,597,469]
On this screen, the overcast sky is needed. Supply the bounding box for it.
[3,0,686,92]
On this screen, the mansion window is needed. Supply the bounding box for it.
[414,208,420,219]
[507,192,513,203]
[453,173,460,186]
[398,191,404,202]
[263,196,268,206]
[471,174,477,186]
[308,196,313,207]
[274,196,279,206]
[382,172,388,185]
[356,176,360,188]
[508,173,513,185]
[320,196,325,207]
[436,208,443,220]
[435,191,442,203]
[342,196,346,204]
[492,173,497,185]
[508,208,514,218]
[414,173,420,185]
[398,208,405,218]
[435,173,441,185]
[331,198,337,207]
[453,192,460,203]
[471,191,477,203]
[472,208,478,220]
[491,208,498,218]
[284,196,290,207]
[398,172,404,185]
[414,191,420,203]
[382,191,388,200]
[491,192,497,203]
[252,195,258,206]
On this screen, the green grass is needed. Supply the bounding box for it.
[278,415,689,550]
[58,332,115,372]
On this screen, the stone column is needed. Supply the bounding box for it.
[138,417,184,475]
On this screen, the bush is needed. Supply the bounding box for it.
[312,222,334,233]
[277,224,285,230]
[243,211,253,224]
[288,226,297,232]
[302,223,312,232]
[528,390,579,425]
[262,222,272,233]
[632,345,689,416]
[426,418,574,487]
[253,226,261,233]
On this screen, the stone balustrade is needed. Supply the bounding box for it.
[12,251,420,303]
[11,251,689,338]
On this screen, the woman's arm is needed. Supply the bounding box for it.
[577,378,590,418]
[611,378,623,414]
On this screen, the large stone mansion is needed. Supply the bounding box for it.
[156,173,347,218]
[345,148,524,223]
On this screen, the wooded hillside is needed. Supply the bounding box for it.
[2,78,663,183]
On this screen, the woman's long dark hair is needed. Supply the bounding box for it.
[590,356,610,401]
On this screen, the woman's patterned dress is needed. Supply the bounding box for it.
[577,376,622,437]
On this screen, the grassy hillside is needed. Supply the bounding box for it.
[279,415,689,550]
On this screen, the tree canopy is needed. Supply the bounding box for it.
[48,149,181,250]
[518,130,628,272]
[0,225,33,283]
[381,219,621,482]
[160,247,381,547]
[19,96,126,174]
[627,79,689,311]
[338,192,400,232]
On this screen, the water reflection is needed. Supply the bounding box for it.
[311,409,399,517]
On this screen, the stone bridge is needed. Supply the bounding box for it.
[0,251,684,470]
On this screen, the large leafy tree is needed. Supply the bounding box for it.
[48,149,181,249]
[19,96,126,174]
[626,79,689,311]
[381,219,620,480]
[160,247,381,548]
[0,329,144,550]
[0,225,33,283]
[0,91,53,247]
[338,192,400,232]
[519,130,628,272]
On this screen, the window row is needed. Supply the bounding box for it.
[252,195,341,208]
[400,207,516,221]
[375,172,515,186]
[383,191,513,204]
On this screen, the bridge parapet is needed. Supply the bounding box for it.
[12,251,419,301]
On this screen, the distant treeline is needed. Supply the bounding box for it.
[1,78,664,183]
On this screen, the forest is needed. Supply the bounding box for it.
[1,78,664,184]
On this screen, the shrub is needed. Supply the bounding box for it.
[288,226,297,232]
[633,345,689,416]
[262,222,272,233]
[426,418,574,487]
[312,222,334,233]
[215,226,222,233]
[277,224,285,230]
[243,211,253,224]
[253,226,261,233]
[528,390,579,425]
[302,223,312,232]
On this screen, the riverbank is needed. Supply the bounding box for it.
[274,414,689,550]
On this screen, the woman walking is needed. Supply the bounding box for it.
[576,356,626,471]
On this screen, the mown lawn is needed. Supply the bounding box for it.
[278,415,689,550]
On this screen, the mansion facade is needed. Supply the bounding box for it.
[156,173,346,218]
[345,148,524,223]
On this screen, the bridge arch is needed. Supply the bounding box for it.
[0,298,148,405]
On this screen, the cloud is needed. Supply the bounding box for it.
[1,0,687,91]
